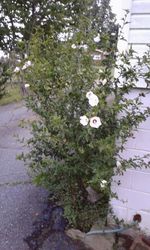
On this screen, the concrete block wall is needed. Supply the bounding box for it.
[111,89,150,232]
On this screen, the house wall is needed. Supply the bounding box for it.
[111,0,150,232]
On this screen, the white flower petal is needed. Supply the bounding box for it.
[22,60,32,70]
[82,44,88,51]
[71,44,76,49]
[14,67,20,73]
[101,180,107,184]
[88,95,99,107]
[80,115,89,126]
[25,84,30,88]
[94,35,100,43]
[100,180,107,188]
[86,92,99,107]
[102,79,107,85]
[79,44,88,51]
[116,160,121,168]
[86,91,94,99]
[90,116,101,128]
[98,69,103,74]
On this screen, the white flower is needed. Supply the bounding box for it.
[93,54,101,61]
[101,79,107,85]
[16,32,23,38]
[90,116,102,128]
[22,60,32,70]
[25,84,30,88]
[98,69,103,74]
[71,44,88,51]
[116,160,121,168]
[88,94,99,107]
[100,180,107,188]
[94,34,100,43]
[82,44,88,51]
[79,44,88,51]
[71,44,76,49]
[86,91,99,107]
[80,115,89,126]
[14,67,20,73]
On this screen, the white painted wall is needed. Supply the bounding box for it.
[111,0,150,232]
[129,0,150,55]
[111,90,150,232]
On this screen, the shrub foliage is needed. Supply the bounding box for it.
[21,3,150,231]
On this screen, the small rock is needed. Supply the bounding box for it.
[42,231,92,250]
[41,232,77,250]
[66,229,86,241]
[116,227,142,249]
[85,234,115,250]
[117,232,133,250]
[66,228,115,250]
[90,218,106,230]
[118,228,138,241]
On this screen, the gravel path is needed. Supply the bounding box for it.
[0,102,48,250]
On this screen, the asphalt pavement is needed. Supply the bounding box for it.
[0,102,48,250]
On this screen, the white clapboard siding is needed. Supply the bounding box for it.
[129,1,150,88]
[130,14,150,29]
[111,0,150,233]
[129,44,149,56]
[129,30,150,43]
[135,78,148,88]
[132,0,150,14]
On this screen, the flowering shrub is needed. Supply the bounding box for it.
[81,91,102,128]
[21,8,150,231]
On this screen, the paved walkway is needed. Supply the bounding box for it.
[0,102,48,250]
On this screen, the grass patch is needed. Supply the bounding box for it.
[0,85,22,106]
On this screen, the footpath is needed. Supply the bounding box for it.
[0,102,48,250]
